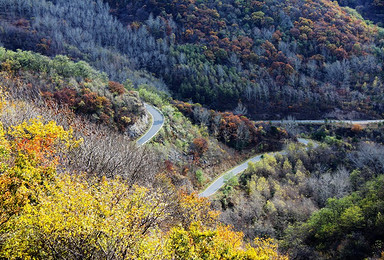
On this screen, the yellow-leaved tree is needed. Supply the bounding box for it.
[166,193,288,260]
[0,92,287,259]
[0,118,79,228]
[1,174,288,260]
[167,224,287,259]
[1,175,169,259]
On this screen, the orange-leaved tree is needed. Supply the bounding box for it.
[0,116,80,228]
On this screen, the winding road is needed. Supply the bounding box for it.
[136,103,164,146]
[199,152,279,197]
[136,105,383,197]
[199,138,320,197]
[199,121,381,198]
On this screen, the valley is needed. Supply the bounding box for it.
[0,0,384,259]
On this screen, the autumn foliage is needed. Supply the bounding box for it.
[0,93,286,259]
[351,124,363,133]
[0,48,145,132]
[0,118,79,229]
[174,100,288,150]
[190,138,209,162]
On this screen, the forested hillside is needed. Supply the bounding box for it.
[0,48,148,133]
[213,124,384,259]
[2,0,384,119]
[1,0,384,259]
[0,47,290,258]
[336,0,384,25]
[0,114,284,259]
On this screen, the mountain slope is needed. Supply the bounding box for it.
[0,47,147,134]
[1,0,384,120]
[105,0,384,118]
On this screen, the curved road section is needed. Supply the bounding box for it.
[136,103,164,146]
[200,118,384,197]
[199,138,319,197]
[199,153,274,197]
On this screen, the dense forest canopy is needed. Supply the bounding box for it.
[1,0,384,119]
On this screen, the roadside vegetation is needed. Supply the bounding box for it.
[138,86,290,191]
[213,124,384,259]
[0,48,146,133]
[0,82,289,259]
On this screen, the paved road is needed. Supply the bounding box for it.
[199,153,274,197]
[297,138,318,147]
[135,105,381,193]
[135,105,382,194]
[268,119,384,125]
[136,103,164,146]
[199,139,316,197]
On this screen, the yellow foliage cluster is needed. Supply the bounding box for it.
[2,175,169,259]
[167,222,288,259]
[177,192,220,227]
[0,117,79,229]
[0,101,287,259]
[1,173,288,259]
